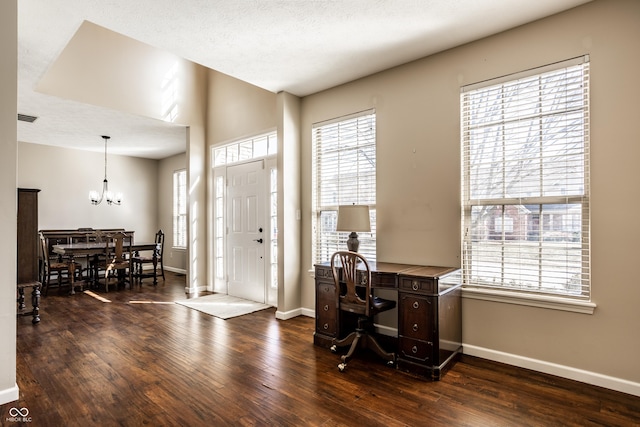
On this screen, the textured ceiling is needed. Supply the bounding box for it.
[17,0,591,159]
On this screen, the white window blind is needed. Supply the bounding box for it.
[173,169,187,248]
[461,56,590,299]
[312,110,377,264]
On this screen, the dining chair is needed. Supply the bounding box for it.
[39,232,82,296]
[132,229,165,285]
[99,231,133,292]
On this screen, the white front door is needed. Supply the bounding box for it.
[226,160,266,303]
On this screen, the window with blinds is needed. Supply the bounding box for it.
[312,110,376,264]
[173,169,187,248]
[461,56,590,299]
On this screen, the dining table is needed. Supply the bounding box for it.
[52,241,161,294]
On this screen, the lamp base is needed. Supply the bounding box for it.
[346,232,360,252]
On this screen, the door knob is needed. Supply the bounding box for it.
[253,238,263,243]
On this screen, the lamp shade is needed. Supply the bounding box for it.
[336,205,371,232]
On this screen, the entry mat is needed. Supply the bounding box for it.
[175,293,271,319]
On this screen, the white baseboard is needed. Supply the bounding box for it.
[276,307,311,320]
[0,383,19,406]
[463,344,640,397]
[164,266,186,275]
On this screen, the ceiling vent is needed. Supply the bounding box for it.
[18,114,38,123]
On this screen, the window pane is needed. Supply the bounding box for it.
[214,148,226,167]
[462,59,589,299]
[239,141,253,161]
[173,170,187,248]
[313,112,377,263]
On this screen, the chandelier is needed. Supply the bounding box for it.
[89,135,122,205]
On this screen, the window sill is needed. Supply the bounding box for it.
[462,287,596,314]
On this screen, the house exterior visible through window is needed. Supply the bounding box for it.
[461,56,590,300]
[312,110,377,264]
[173,169,187,248]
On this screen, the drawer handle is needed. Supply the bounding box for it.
[412,281,419,291]
[411,345,418,354]
[324,286,329,293]
[413,301,419,309]
[323,304,329,311]
[323,323,329,330]
[412,323,419,332]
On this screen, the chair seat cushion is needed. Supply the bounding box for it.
[371,296,396,314]
[132,256,153,262]
[340,297,396,316]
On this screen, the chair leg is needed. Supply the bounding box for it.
[42,271,50,296]
[331,316,395,371]
[363,334,395,364]
[331,331,358,351]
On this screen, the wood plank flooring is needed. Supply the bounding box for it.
[4,272,640,426]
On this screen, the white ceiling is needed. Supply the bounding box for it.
[17,0,591,159]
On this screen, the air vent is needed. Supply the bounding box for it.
[18,114,38,123]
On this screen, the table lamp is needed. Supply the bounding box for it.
[336,204,371,252]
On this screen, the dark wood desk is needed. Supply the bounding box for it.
[53,242,160,294]
[314,261,462,380]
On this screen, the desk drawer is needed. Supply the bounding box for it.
[371,272,397,288]
[316,282,337,337]
[399,294,435,342]
[315,266,333,280]
[399,277,436,294]
[399,336,433,364]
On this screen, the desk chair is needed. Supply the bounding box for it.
[330,251,396,372]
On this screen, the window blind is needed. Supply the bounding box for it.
[461,56,590,299]
[312,110,377,264]
[173,169,187,248]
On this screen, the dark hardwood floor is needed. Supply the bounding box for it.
[5,272,640,426]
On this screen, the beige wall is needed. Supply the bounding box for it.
[206,70,277,144]
[17,142,159,242]
[0,0,18,406]
[300,0,640,389]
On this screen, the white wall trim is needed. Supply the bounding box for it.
[276,307,308,320]
[0,383,19,406]
[462,288,596,314]
[463,344,640,397]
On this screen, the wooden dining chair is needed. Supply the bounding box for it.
[87,230,107,286]
[132,229,165,285]
[99,232,133,292]
[39,232,82,296]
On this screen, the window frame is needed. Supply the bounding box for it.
[460,56,593,312]
[172,169,187,249]
[312,110,377,265]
